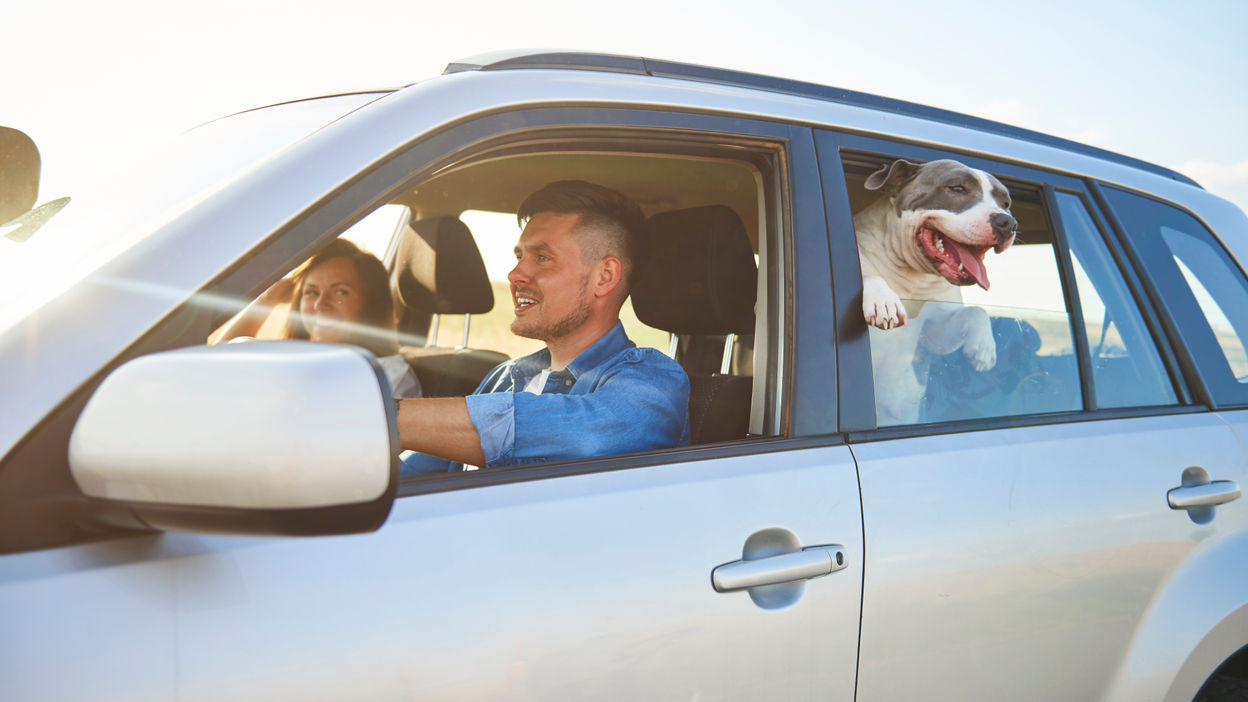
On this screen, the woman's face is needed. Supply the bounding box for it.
[299,256,366,344]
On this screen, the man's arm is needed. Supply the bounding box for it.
[465,350,690,467]
[396,397,486,466]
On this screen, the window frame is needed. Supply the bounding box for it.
[1094,182,1248,408]
[195,107,842,496]
[1047,186,1191,408]
[815,131,1199,439]
[3,106,849,553]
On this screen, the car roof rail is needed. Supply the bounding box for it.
[444,50,1199,188]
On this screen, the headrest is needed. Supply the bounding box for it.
[391,216,494,316]
[633,205,756,335]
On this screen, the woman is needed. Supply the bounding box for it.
[215,239,421,398]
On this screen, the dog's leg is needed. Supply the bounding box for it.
[862,274,907,330]
[921,305,996,371]
[869,324,925,425]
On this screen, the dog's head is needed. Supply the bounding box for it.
[866,159,1017,290]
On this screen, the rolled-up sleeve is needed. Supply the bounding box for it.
[464,392,518,466]
[465,349,690,468]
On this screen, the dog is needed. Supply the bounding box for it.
[855,159,1017,425]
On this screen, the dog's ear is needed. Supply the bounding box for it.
[865,159,922,193]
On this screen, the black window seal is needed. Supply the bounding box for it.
[397,433,848,498]
[845,402,1210,444]
[786,125,840,437]
[813,131,875,433]
[1042,183,1097,411]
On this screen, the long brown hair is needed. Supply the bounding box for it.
[284,239,399,356]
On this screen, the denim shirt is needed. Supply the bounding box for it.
[401,322,689,474]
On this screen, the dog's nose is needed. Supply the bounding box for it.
[990,212,1017,243]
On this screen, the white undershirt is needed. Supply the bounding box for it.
[523,369,552,395]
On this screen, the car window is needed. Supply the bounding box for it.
[207,205,409,343]
[841,155,1188,428]
[437,209,668,360]
[1171,250,1248,380]
[841,157,1082,426]
[1104,186,1248,396]
[214,123,788,455]
[388,143,777,446]
[1055,191,1178,408]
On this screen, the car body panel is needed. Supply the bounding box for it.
[852,413,1248,702]
[1,447,863,701]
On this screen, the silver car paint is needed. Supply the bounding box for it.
[852,413,1248,702]
[2,447,864,701]
[69,342,393,509]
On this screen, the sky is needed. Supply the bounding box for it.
[3,0,1247,218]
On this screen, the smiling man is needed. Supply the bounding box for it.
[398,180,691,472]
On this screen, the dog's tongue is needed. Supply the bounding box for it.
[949,240,990,290]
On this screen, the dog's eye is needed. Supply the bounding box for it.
[948,185,968,194]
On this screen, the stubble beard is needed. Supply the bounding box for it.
[511,281,593,342]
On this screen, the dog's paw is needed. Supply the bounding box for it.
[963,331,997,371]
[863,275,906,330]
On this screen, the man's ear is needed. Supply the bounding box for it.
[593,256,625,299]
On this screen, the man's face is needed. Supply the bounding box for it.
[508,212,595,342]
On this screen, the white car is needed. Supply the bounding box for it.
[3,51,1247,701]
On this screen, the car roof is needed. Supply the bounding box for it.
[444,50,1199,188]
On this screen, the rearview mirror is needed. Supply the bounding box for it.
[0,126,40,224]
[1,125,69,242]
[69,341,399,536]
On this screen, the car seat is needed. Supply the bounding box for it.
[632,205,758,444]
[391,216,508,396]
[919,316,1080,422]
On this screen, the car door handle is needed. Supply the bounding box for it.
[711,545,847,593]
[1168,480,1241,510]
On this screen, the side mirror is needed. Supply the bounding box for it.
[69,341,399,536]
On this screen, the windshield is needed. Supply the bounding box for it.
[0,91,389,333]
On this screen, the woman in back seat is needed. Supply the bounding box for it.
[215,239,422,399]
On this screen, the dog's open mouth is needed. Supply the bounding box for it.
[917,226,992,289]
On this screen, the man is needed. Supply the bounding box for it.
[398,180,690,472]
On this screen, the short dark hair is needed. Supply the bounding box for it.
[517,180,647,288]
[284,238,399,356]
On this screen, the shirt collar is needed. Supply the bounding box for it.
[510,321,633,381]
[565,321,633,379]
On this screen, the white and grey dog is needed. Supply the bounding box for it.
[856,159,1017,425]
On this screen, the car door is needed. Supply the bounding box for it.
[0,91,864,701]
[817,132,1248,702]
